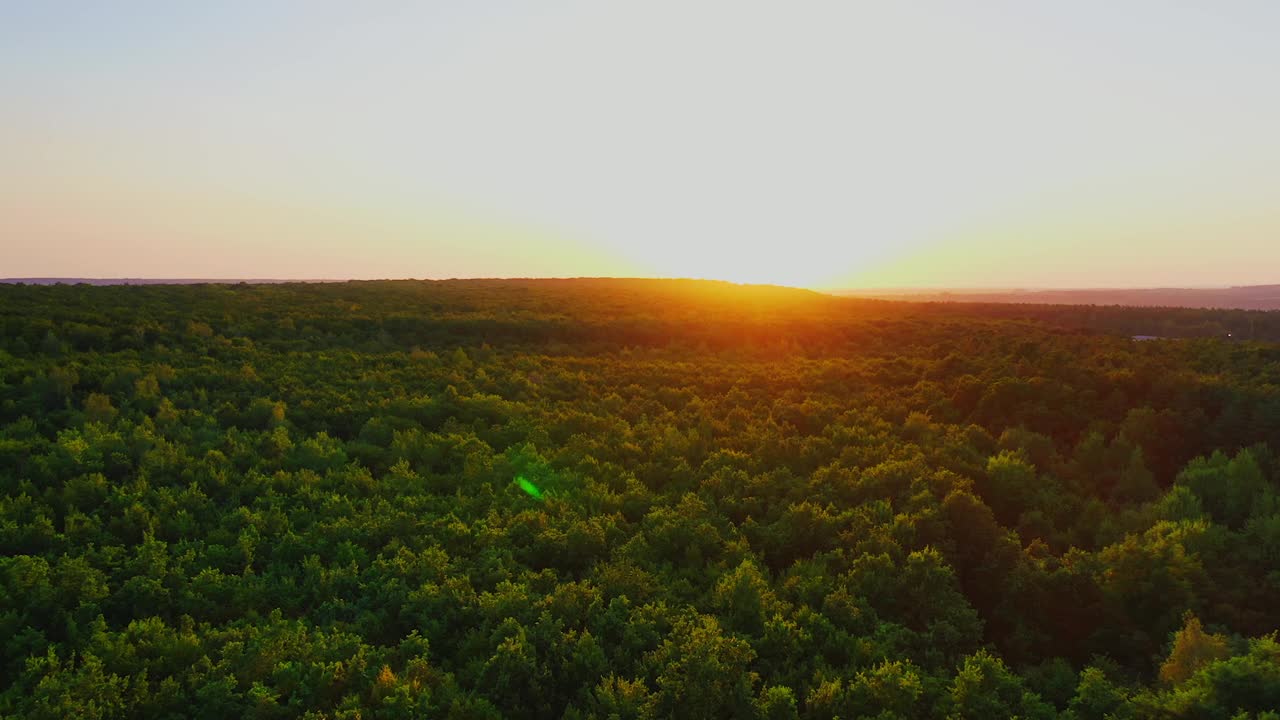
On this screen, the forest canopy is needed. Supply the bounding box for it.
[2,278,1279,719]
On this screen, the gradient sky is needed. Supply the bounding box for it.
[3,1,1279,288]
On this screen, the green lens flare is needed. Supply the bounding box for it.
[515,475,543,500]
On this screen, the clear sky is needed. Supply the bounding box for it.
[3,1,1278,288]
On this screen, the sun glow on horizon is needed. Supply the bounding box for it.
[3,2,1279,287]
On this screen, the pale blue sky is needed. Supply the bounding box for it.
[3,1,1279,287]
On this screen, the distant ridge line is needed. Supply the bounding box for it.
[0,278,341,285]
[836,284,1280,312]
[0,277,816,291]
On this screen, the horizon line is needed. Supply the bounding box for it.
[4,276,1278,292]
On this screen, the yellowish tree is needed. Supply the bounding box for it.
[1159,613,1229,685]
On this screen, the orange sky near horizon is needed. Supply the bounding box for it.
[3,2,1279,289]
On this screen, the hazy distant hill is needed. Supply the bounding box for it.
[0,278,336,285]
[15,279,1280,312]
[838,284,1280,311]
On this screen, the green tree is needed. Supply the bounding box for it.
[647,615,757,720]
[945,650,1055,720]
[83,393,117,425]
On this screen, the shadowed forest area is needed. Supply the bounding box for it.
[3,279,1280,718]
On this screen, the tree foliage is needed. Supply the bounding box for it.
[1,278,1279,718]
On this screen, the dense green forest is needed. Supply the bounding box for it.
[3,278,1280,719]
